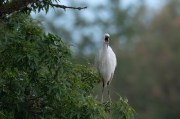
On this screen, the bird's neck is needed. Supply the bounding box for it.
[103,43,109,50]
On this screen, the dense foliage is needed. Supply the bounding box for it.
[0,0,136,118]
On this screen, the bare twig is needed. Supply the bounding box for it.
[49,4,87,11]
[43,0,87,11]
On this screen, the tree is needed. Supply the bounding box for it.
[0,0,135,118]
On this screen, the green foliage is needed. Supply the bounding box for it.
[0,13,135,119]
[112,93,136,119]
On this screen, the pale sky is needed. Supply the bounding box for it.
[121,0,166,9]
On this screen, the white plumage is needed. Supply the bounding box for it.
[94,33,117,102]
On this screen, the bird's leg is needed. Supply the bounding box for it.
[107,81,111,104]
[101,80,104,102]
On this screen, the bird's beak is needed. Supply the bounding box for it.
[105,37,109,48]
[107,37,110,48]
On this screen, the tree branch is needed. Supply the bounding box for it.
[0,0,87,17]
[43,0,87,11]
[0,0,32,17]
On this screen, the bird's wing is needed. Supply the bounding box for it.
[109,47,117,72]
[114,53,117,68]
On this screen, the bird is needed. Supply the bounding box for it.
[94,33,117,103]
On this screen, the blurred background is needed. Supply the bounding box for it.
[31,0,180,118]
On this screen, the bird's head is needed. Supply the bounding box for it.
[103,33,110,47]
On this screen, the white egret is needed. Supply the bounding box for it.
[94,33,117,103]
